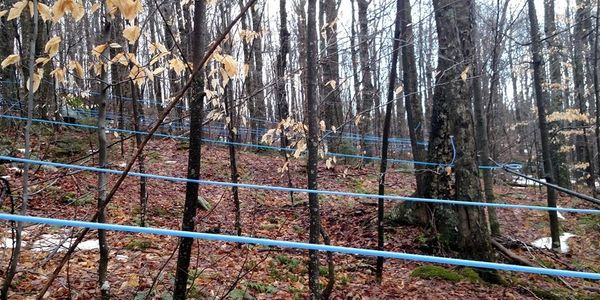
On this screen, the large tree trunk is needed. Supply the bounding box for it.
[173,0,206,298]
[528,0,561,251]
[424,0,492,260]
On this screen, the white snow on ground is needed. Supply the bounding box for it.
[532,232,575,253]
[0,233,99,252]
[556,206,565,220]
[165,161,177,164]
[30,234,99,252]
[513,176,545,186]
[116,254,128,261]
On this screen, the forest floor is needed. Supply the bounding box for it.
[0,126,599,299]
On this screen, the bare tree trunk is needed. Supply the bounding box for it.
[321,0,343,148]
[527,0,561,251]
[376,0,402,282]
[96,20,112,300]
[1,2,38,298]
[173,0,206,298]
[424,0,492,260]
[544,0,569,187]
[573,0,596,190]
[306,0,321,298]
[276,0,295,203]
[357,0,376,158]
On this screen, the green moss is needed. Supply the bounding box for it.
[410,265,463,282]
[529,288,562,300]
[460,268,481,283]
[246,282,277,294]
[125,238,153,251]
[61,192,94,206]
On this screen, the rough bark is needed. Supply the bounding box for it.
[527,0,561,251]
[376,0,402,282]
[306,0,321,298]
[424,0,492,260]
[320,0,343,140]
[357,0,376,158]
[173,0,206,298]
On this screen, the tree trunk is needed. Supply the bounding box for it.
[375,0,402,282]
[573,0,596,190]
[527,0,561,251]
[173,0,206,298]
[306,0,321,298]
[1,2,38,298]
[320,0,343,148]
[96,20,111,300]
[357,0,376,158]
[424,0,492,260]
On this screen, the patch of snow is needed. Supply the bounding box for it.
[118,162,127,168]
[31,234,99,252]
[165,161,177,164]
[1,176,10,180]
[116,254,128,261]
[556,206,566,220]
[513,176,545,186]
[17,149,25,153]
[532,232,575,253]
[0,238,26,248]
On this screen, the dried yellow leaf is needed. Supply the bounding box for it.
[68,60,85,78]
[460,66,470,82]
[7,0,28,21]
[0,10,8,18]
[122,25,141,45]
[1,54,20,69]
[90,2,101,14]
[93,43,108,58]
[50,67,65,84]
[38,3,52,22]
[27,68,44,93]
[44,36,61,58]
[169,58,185,76]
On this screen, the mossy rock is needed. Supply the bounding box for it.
[51,137,86,159]
[411,265,463,282]
[176,141,190,150]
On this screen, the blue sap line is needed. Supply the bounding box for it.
[0,213,598,280]
[0,155,591,214]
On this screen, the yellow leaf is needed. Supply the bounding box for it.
[1,54,20,69]
[93,43,108,58]
[44,36,62,58]
[70,1,84,22]
[38,3,52,22]
[169,58,185,76]
[0,10,8,18]
[394,85,403,95]
[123,25,141,45]
[35,57,51,66]
[325,80,336,89]
[221,55,238,77]
[110,0,142,22]
[319,120,326,132]
[127,274,139,288]
[7,0,28,21]
[293,139,306,158]
[109,43,122,48]
[149,42,168,54]
[90,2,101,14]
[460,66,470,82]
[68,60,85,78]
[152,67,166,75]
[27,68,44,93]
[50,67,65,84]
